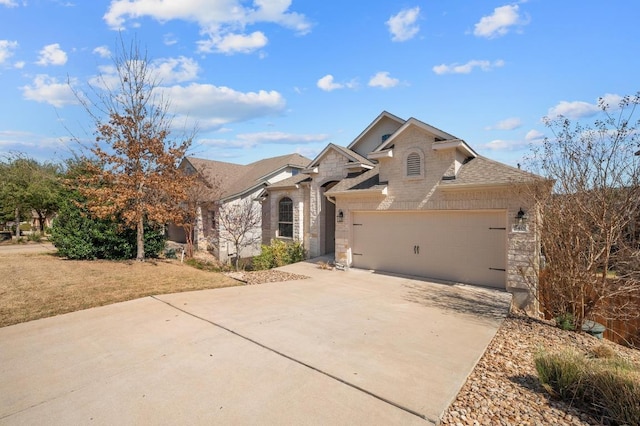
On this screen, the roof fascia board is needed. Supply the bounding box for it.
[253,163,305,183]
[219,182,267,203]
[432,139,477,158]
[308,143,359,168]
[367,148,393,160]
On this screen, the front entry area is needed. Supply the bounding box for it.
[351,210,507,288]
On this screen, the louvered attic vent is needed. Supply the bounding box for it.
[406,152,421,176]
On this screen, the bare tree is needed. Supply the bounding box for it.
[214,198,262,270]
[523,92,640,330]
[74,37,193,261]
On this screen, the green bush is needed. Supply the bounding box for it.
[588,367,640,425]
[535,348,640,425]
[252,239,306,270]
[26,232,43,242]
[50,200,165,260]
[535,349,585,399]
[555,312,577,331]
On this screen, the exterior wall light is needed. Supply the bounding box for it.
[337,210,344,223]
[513,208,528,232]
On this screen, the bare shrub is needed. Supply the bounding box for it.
[523,93,640,330]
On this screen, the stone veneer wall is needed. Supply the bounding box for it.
[264,186,306,244]
[306,150,350,257]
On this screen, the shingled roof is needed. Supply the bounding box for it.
[184,153,311,200]
[438,156,538,187]
[324,155,538,196]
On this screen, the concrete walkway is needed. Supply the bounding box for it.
[0,259,511,425]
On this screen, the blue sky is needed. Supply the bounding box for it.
[1,1,638,167]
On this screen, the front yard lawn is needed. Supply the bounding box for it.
[0,249,239,327]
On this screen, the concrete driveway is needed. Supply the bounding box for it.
[0,259,511,425]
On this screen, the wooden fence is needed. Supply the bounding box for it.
[538,275,640,348]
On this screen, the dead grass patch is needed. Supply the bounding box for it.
[0,251,239,327]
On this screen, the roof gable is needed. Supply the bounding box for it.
[307,143,373,169]
[372,117,459,153]
[347,111,405,157]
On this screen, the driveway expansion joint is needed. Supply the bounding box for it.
[151,295,433,423]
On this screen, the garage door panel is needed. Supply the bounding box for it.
[352,211,506,288]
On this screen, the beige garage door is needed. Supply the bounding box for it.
[351,211,507,288]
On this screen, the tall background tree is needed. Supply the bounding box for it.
[524,92,640,330]
[74,38,193,260]
[0,155,62,236]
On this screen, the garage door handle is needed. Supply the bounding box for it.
[413,245,420,254]
[489,267,506,271]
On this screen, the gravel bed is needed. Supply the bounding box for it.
[225,269,310,285]
[440,313,640,426]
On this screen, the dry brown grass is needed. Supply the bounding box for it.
[0,248,240,327]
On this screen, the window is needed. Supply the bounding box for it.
[278,197,293,238]
[406,152,421,177]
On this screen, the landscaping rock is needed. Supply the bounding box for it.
[225,270,310,285]
[440,314,640,426]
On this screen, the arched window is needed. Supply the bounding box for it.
[406,152,421,177]
[278,197,293,238]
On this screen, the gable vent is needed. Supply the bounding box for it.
[406,152,421,176]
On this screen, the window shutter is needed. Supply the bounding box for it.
[407,152,421,176]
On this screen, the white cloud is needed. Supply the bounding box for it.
[200,131,328,149]
[88,56,199,90]
[473,4,527,39]
[486,117,522,131]
[483,139,511,150]
[482,138,529,151]
[163,33,178,46]
[152,56,200,83]
[93,45,111,58]
[525,129,545,142]
[600,93,623,109]
[0,130,67,149]
[0,40,18,65]
[104,0,311,54]
[547,100,600,119]
[0,0,18,7]
[157,83,286,129]
[386,7,420,42]
[36,43,68,66]
[432,59,504,75]
[14,61,25,69]
[199,31,268,54]
[316,74,357,92]
[317,75,341,91]
[546,93,628,120]
[368,71,399,89]
[21,74,78,107]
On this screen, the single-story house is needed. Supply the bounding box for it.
[262,111,543,309]
[169,153,311,262]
